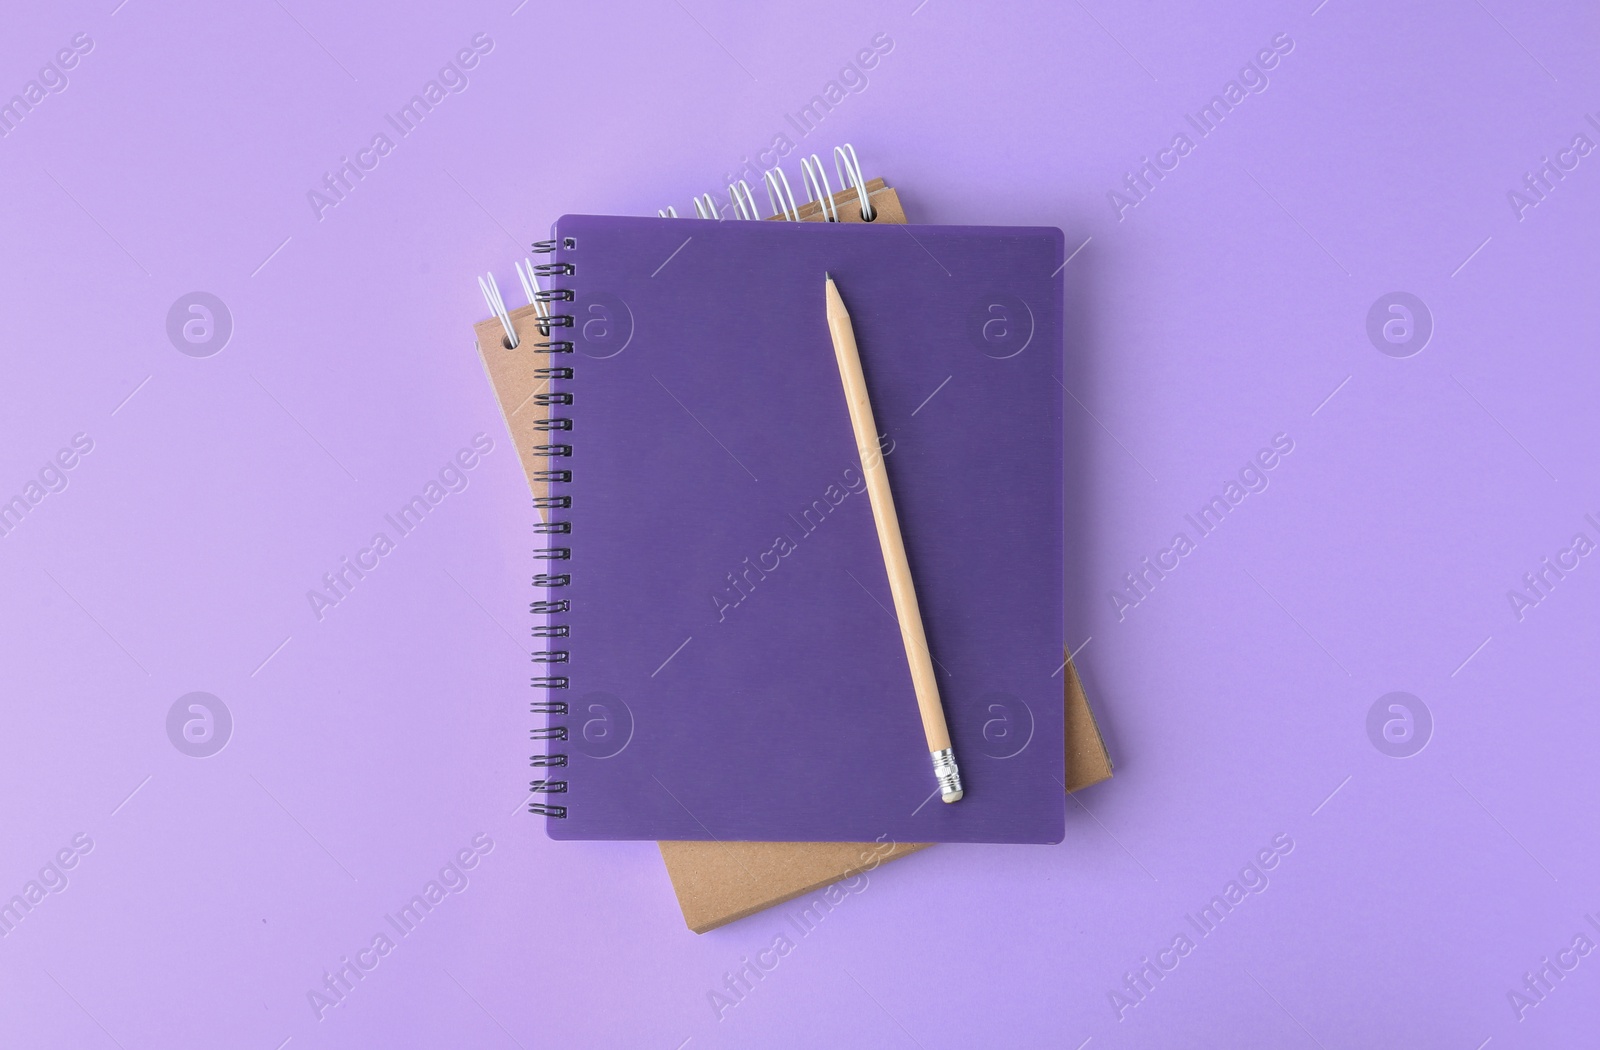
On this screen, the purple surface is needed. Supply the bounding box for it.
[1,0,1595,1045]
[547,216,1065,842]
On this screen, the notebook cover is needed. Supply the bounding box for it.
[544,215,1065,842]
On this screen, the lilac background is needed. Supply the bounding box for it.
[2,0,1596,1046]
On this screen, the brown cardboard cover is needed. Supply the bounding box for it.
[473,303,556,508]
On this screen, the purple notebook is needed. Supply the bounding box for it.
[534,215,1065,842]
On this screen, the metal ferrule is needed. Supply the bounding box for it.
[932,747,963,803]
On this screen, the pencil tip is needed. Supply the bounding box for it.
[824,271,831,281]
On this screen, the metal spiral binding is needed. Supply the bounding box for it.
[800,154,839,222]
[834,143,876,221]
[657,141,876,223]
[765,167,800,221]
[525,237,573,818]
[476,272,519,348]
[728,179,761,220]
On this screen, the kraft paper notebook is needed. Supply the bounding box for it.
[514,213,1065,843]
[473,162,1113,928]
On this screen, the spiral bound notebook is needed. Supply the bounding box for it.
[518,213,1066,843]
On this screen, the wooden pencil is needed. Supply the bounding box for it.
[824,274,963,803]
